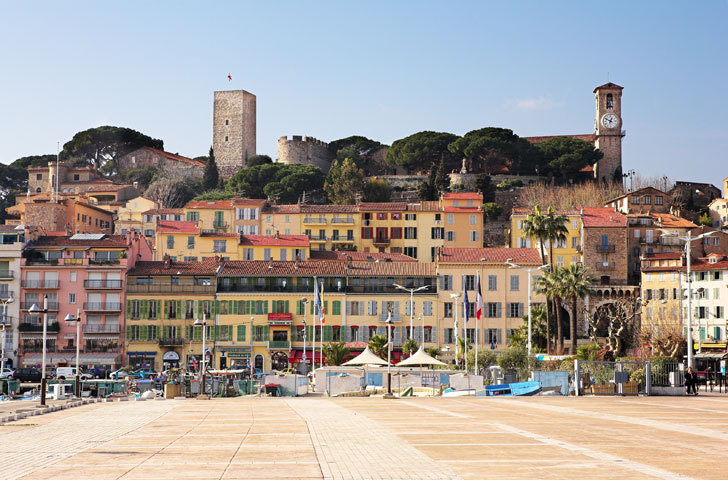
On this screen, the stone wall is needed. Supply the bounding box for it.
[277,136,333,172]
[368,175,427,189]
[24,202,67,232]
[583,225,629,285]
[213,90,256,180]
[118,149,204,178]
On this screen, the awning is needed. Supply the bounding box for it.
[693,352,728,360]
[127,351,157,356]
[23,353,119,366]
[289,349,324,364]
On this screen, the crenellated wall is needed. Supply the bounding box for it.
[277,136,334,171]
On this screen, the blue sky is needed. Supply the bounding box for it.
[1,1,726,185]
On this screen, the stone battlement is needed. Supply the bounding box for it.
[278,135,329,147]
[277,135,333,172]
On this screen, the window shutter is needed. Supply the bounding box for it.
[345,327,351,342]
[238,325,245,341]
[140,325,148,341]
[324,301,328,316]
[394,301,400,314]
[162,300,168,319]
[264,301,269,314]
[126,324,132,341]
[214,325,220,340]
[377,326,385,336]
[140,300,147,318]
[263,326,269,341]
[310,300,314,315]
[333,301,340,315]
[306,325,312,341]
[177,300,182,318]
[432,327,437,343]
[323,325,332,342]
[415,326,422,343]
[496,303,502,318]
[496,329,503,344]
[126,300,132,318]
[394,326,401,345]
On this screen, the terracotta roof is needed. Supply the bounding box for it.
[439,247,542,264]
[358,202,408,212]
[684,260,728,271]
[129,259,219,276]
[443,206,482,212]
[231,197,267,206]
[524,134,596,145]
[200,232,239,238]
[144,147,205,167]
[219,260,435,277]
[309,251,417,262]
[511,207,581,216]
[406,201,440,212]
[581,207,627,227]
[143,208,183,215]
[239,234,309,247]
[298,204,359,213]
[263,204,301,214]
[0,225,23,233]
[651,214,695,228]
[85,184,134,192]
[156,221,200,234]
[442,192,483,200]
[185,200,233,209]
[28,235,129,248]
[594,82,623,92]
[644,252,683,260]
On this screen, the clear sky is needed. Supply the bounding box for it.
[1,1,726,185]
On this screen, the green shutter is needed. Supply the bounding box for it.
[126,325,133,341]
[162,300,168,320]
[263,326,269,341]
[232,300,238,314]
[140,300,148,319]
[310,300,314,314]
[185,325,191,340]
[263,301,268,313]
[214,300,219,316]
[176,300,182,318]
[126,300,132,318]
[195,325,202,341]
[237,325,246,341]
[323,325,332,342]
[196,300,202,318]
[333,301,341,315]
[324,301,329,316]
[213,325,220,340]
[284,300,290,313]
[140,325,148,341]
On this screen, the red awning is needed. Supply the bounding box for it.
[290,349,325,364]
[424,326,433,329]
[332,325,341,329]
[391,351,403,364]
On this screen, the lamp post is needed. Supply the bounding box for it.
[194,313,207,397]
[1,294,13,375]
[659,229,713,368]
[505,259,549,358]
[28,295,49,406]
[450,293,460,369]
[393,284,429,342]
[386,308,393,395]
[696,288,705,354]
[300,297,309,374]
[63,309,82,397]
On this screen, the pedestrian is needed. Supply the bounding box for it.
[685,366,698,395]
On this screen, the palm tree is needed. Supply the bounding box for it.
[368,334,388,358]
[402,338,418,357]
[561,263,595,354]
[523,206,554,352]
[544,207,569,270]
[322,342,351,366]
[536,267,567,354]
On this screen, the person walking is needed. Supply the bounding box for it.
[685,367,698,395]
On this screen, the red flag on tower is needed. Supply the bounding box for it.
[227,73,232,81]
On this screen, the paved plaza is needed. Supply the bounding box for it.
[0,395,726,479]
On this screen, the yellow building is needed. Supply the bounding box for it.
[183,199,235,233]
[510,207,582,267]
[640,252,684,339]
[114,196,158,235]
[436,247,546,354]
[261,204,301,237]
[237,234,309,261]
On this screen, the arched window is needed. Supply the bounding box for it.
[606,94,613,110]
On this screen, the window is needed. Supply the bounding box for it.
[423,327,433,343]
[404,247,417,258]
[167,236,174,249]
[213,240,226,253]
[655,196,663,205]
[470,231,478,242]
[423,301,433,316]
[486,328,501,345]
[148,301,157,319]
[183,256,197,262]
[572,220,578,230]
[631,196,641,204]
[391,213,401,220]
[390,227,402,239]
[225,136,228,141]
[444,328,455,344]
[69,271,76,282]
[431,227,444,239]
[464,275,475,290]
[510,275,519,291]
[486,302,499,318]
[405,213,416,221]
[508,303,523,318]
[448,214,454,225]
[280,249,287,261]
[168,301,177,319]
[470,214,476,225]
[73,174,79,181]
[131,300,140,319]
[444,303,453,318]
[68,293,76,304]
[606,93,613,110]
[361,227,372,239]
[441,275,453,290]
[36,174,42,180]
[446,231,456,242]
[557,256,564,267]
[187,211,199,222]
[264,248,271,260]
[643,195,651,205]
[404,227,417,239]
[488,275,497,291]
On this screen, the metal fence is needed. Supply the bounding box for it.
[575,360,650,396]
[651,362,684,387]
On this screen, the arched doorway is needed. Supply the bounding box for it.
[271,352,288,372]
[254,354,264,374]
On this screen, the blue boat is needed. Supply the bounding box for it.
[476,381,541,397]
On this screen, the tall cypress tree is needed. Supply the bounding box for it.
[203,146,219,190]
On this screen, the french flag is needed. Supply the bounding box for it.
[476,273,483,322]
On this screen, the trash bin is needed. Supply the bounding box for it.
[190,379,200,395]
[137,380,154,394]
[164,382,180,399]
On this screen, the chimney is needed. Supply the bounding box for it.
[275,230,280,239]
[163,254,171,268]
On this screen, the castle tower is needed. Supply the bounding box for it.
[593,82,624,182]
[213,90,256,179]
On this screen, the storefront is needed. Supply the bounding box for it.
[162,350,180,370]
[127,351,157,370]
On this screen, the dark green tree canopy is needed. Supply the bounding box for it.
[328,136,384,158]
[60,126,163,175]
[535,137,603,181]
[203,146,220,191]
[362,178,392,203]
[246,154,273,167]
[448,127,536,174]
[386,131,460,172]
[225,163,325,203]
[324,159,366,204]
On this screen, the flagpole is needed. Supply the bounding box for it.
[313,277,318,374]
[463,289,468,374]
[475,272,479,376]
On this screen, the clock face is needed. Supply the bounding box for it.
[602,113,619,129]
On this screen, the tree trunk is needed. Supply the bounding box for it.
[539,237,551,354]
[571,294,578,355]
[555,297,564,354]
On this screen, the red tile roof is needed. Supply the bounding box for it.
[129,259,219,276]
[644,252,683,260]
[442,192,483,200]
[309,251,417,262]
[263,204,301,214]
[185,200,234,210]
[29,235,129,248]
[358,202,408,212]
[239,234,309,247]
[443,206,483,212]
[652,214,696,228]
[200,232,239,238]
[406,201,440,212]
[146,147,205,167]
[439,247,542,264]
[524,134,596,145]
[231,197,267,206]
[218,260,435,277]
[581,207,627,227]
[156,221,200,234]
[299,204,359,213]
[683,259,728,271]
[143,208,183,215]
[85,184,134,192]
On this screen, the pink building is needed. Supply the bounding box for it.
[19,233,152,369]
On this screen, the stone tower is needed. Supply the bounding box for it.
[593,82,624,182]
[213,90,256,179]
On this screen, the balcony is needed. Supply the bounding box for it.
[0,271,13,279]
[84,280,123,289]
[596,244,616,253]
[89,259,121,266]
[347,285,436,295]
[331,218,354,224]
[373,237,391,246]
[83,302,122,312]
[0,315,15,326]
[309,236,329,243]
[83,324,121,334]
[21,302,59,311]
[158,337,185,346]
[594,261,616,271]
[303,217,327,225]
[268,340,290,350]
[18,321,60,332]
[660,237,684,246]
[126,284,216,294]
[21,280,59,289]
[638,237,658,245]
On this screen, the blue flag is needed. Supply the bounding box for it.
[463,288,469,323]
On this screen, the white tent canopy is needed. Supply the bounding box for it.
[396,347,447,367]
[342,346,389,366]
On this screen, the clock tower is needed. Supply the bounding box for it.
[593,82,624,182]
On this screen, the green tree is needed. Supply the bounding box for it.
[522,206,552,351]
[483,202,503,220]
[387,131,460,172]
[536,267,567,353]
[246,154,273,167]
[368,335,388,359]
[508,304,548,352]
[362,178,392,202]
[324,158,366,204]
[475,174,496,202]
[467,350,498,375]
[203,146,220,191]
[535,137,603,183]
[144,175,197,208]
[434,157,451,193]
[117,167,158,191]
[698,212,712,226]
[328,136,384,159]
[60,126,163,175]
[225,163,325,203]
[425,347,441,358]
[497,345,530,381]
[417,163,439,201]
[402,338,418,357]
[561,263,595,354]
[448,127,537,175]
[191,190,236,202]
[322,342,352,366]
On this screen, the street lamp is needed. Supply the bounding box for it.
[393,284,429,341]
[659,229,714,368]
[450,293,461,370]
[28,295,49,406]
[696,288,705,354]
[63,309,82,398]
[194,313,208,397]
[1,294,14,376]
[385,309,393,395]
[505,259,549,358]
[300,297,309,374]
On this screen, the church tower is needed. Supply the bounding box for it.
[593,82,624,182]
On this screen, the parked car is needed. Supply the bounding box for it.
[55,367,93,381]
[0,367,14,379]
[83,367,112,379]
[10,368,42,382]
[135,368,155,379]
[110,368,135,380]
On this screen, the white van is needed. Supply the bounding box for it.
[55,367,92,381]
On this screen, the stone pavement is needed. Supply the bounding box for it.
[3,395,727,479]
